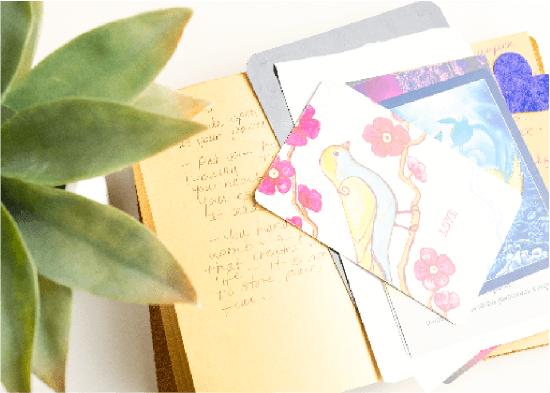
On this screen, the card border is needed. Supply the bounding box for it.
[379,69,549,295]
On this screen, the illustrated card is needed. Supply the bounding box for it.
[255,81,522,324]
[246,2,470,304]
[379,70,549,294]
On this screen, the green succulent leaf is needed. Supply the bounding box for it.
[1,98,206,185]
[2,7,192,113]
[1,105,17,125]
[1,1,43,97]
[134,83,212,120]
[1,177,197,304]
[33,275,73,393]
[1,203,39,393]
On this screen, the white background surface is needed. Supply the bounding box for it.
[25,2,549,392]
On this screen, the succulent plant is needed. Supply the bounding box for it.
[1,3,207,392]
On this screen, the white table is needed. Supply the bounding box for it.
[28,2,548,392]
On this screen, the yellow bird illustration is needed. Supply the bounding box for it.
[320,143,397,282]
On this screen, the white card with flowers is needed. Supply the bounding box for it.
[255,81,522,324]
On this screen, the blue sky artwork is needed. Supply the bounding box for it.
[390,80,548,284]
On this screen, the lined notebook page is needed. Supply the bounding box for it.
[137,74,381,392]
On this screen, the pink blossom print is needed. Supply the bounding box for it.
[286,216,303,229]
[406,156,427,182]
[298,185,322,212]
[287,105,321,146]
[363,117,411,157]
[258,156,295,195]
[434,290,460,313]
[414,248,455,291]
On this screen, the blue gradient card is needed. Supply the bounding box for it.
[379,70,549,294]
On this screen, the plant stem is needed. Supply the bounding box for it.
[396,133,426,295]
[287,146,319,238]
[426,288,438,309]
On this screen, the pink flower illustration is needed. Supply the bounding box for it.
[286,216,303,229]
[434,290,460,313]
[406,156,427,182]
[286,105,320,146]
[363,117,411,157]
[414,248,455,291]
[298,185,322,212]
[258,156,295,195]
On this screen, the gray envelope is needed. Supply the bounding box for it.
[246,1,450,299]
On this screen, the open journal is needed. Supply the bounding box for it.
[135,71,547,391]
[133,73,381,392]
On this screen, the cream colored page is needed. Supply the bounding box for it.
[471,32,549,187]
[488,331,548,358]
[138,74,380,392]
[472,32,541,74]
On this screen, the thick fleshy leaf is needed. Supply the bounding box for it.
[1,177,197,304]
[1,203,38,393]
[1,98,205,185]
[33,275,73,393]
[2,8,192,112]
[134,83,212,120]
[1,2,42,96]
[1,105,17,125]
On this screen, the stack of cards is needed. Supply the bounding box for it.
[248,2,548,390]
[255,78,522,325]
